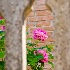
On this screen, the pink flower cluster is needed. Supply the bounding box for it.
[1,26,5,31]
[34,50,48,62]
[33,29,48,41]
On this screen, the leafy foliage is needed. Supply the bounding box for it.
[27,43,36,47]
[48,53,54,59]
[0,18,5,70]
[27,39,54,69]
[0,31,5,36]
[26,28,54,70]
[1,36,5,40]
[0,19,5,25]
[0,51,5,58]
[0,61,5,70]
[48,61,54,68]
[0,40,4,48]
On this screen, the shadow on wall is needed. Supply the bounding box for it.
[23,0,35,20]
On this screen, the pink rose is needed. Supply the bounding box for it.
[34,50,48,62]
[1,26,5,31]
[33,29,48,41]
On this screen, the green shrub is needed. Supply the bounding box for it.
[0,51,5,58]
[0,19,5,25]
[0,61,5,70]
[0,40,4,48]
[0,31,5,36]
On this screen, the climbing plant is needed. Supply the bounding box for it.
[0,15,5,70]
[27,29,54,70]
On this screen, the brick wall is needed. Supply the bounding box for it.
[26,0,54,70]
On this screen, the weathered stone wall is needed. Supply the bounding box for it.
[46,0,70,70]
[0,0,30,70]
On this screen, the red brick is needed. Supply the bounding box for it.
[37,16,48,21]
[47,15,53,20]
[36,10,52,16]
[34,5,47,11]
[36,22,43,27]
[27,23,35,28]
[37,15,53,21]
[30,27,36,33]
[27,34,32,38]
[43,21,51,26]
[28,12,35,17]
[44,27,54,31]
[31,38,37,43]
[37,43,47,48]
[36,21,51,27]
[28,17,37,22]
[47,32,53,37]
[35,0,46,5]
[46,37,54,42]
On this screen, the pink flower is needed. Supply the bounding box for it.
[1,26,5,31]
[34,50,48,62]
[33,29,48,41]
[0,16,3,20]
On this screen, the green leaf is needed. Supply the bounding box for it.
[0,40,4,48]
[48,61,54,68]
[27,38,32,40]
[0,19,5,25]
[0,51,5,58]
[37,54,43,60]
[26,32,29,35]
[0,31,5,36]
[26,27,28,30]
[27,43,36,46]
[45,45,51,52]
[48,53,54,59]
[28,57,38,67]
[39,45,51,52]
[0,61,5,70]
[41,62,44,67]
[37,66,43,70]
[48,44,55,50]
[35,40,40,43]
[1,48,5,51]
[1,36,5,40]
